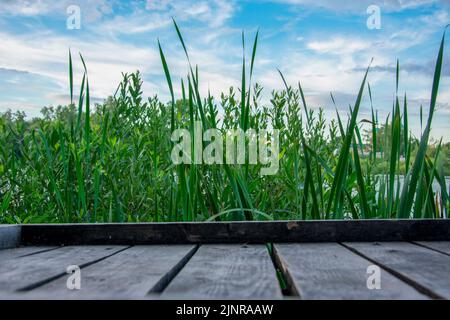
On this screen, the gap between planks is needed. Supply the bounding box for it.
[4,244,280,299]
[16,246,64,258]
[20,245,199,299]
[17,246,133,292]
[6,242,446,300]
[161,244,283,299]
[273,242,433,299]
[410,241,450,257]
[148,245,199,294]
[339,242,448,299]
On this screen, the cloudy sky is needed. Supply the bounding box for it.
[0,0,449,141]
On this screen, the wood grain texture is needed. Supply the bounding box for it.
[414,241,450,255]
[343,242,450,299]
[0,225,21,249]
[162,244,282,299]
[0,246,60,261]
[273,243,427,300]
[20,220,450,245]
[0,245,127,294]
[21,245,197,299]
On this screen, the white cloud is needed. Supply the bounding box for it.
[419,9,450,26]
[270,0,441,12]
[307,38,371,55]
[146,0,171,11]
[103,0,235,35]
[0,19,242,108]
[1,0,449,141]
[0,0,113,22]
[0,0,50,16]
[99,11,171,34]
[0,30,160,103]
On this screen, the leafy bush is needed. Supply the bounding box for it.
[0,22,448,223]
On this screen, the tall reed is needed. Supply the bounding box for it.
[0,22,448,223]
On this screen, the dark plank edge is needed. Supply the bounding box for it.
[18,245,198,300]
[339,242,444,300]
[17,246,132,292]
[149,245,199,294]
[15,246,63,258]
[161,244,283,299]
[272,245,300,298]
[20,220,450,245]
[411,241,450,257]
[0,225,21,249]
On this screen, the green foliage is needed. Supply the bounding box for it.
[0,23,448,223]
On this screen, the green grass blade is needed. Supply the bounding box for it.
[326,62,371,218]
[398,27,447,218]
[69,50,73,105]
[403,93,409,173]
[388,95,401,216]
[158,40,175,132]
[352,134,370,218]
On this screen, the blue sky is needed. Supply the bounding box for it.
[0,0,449,140]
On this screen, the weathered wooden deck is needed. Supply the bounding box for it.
[0,220,449,300]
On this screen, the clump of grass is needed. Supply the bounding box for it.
[0,22,448,223]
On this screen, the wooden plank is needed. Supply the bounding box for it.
[414,241,450,255]
[0,246,61,260]
[0,225,21,249]
[21,245,197,299]
[20,220,450,245]
[343,242,450,299]
[273,243,427,299]
[0,245,127,294]
[163,244,282,299]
